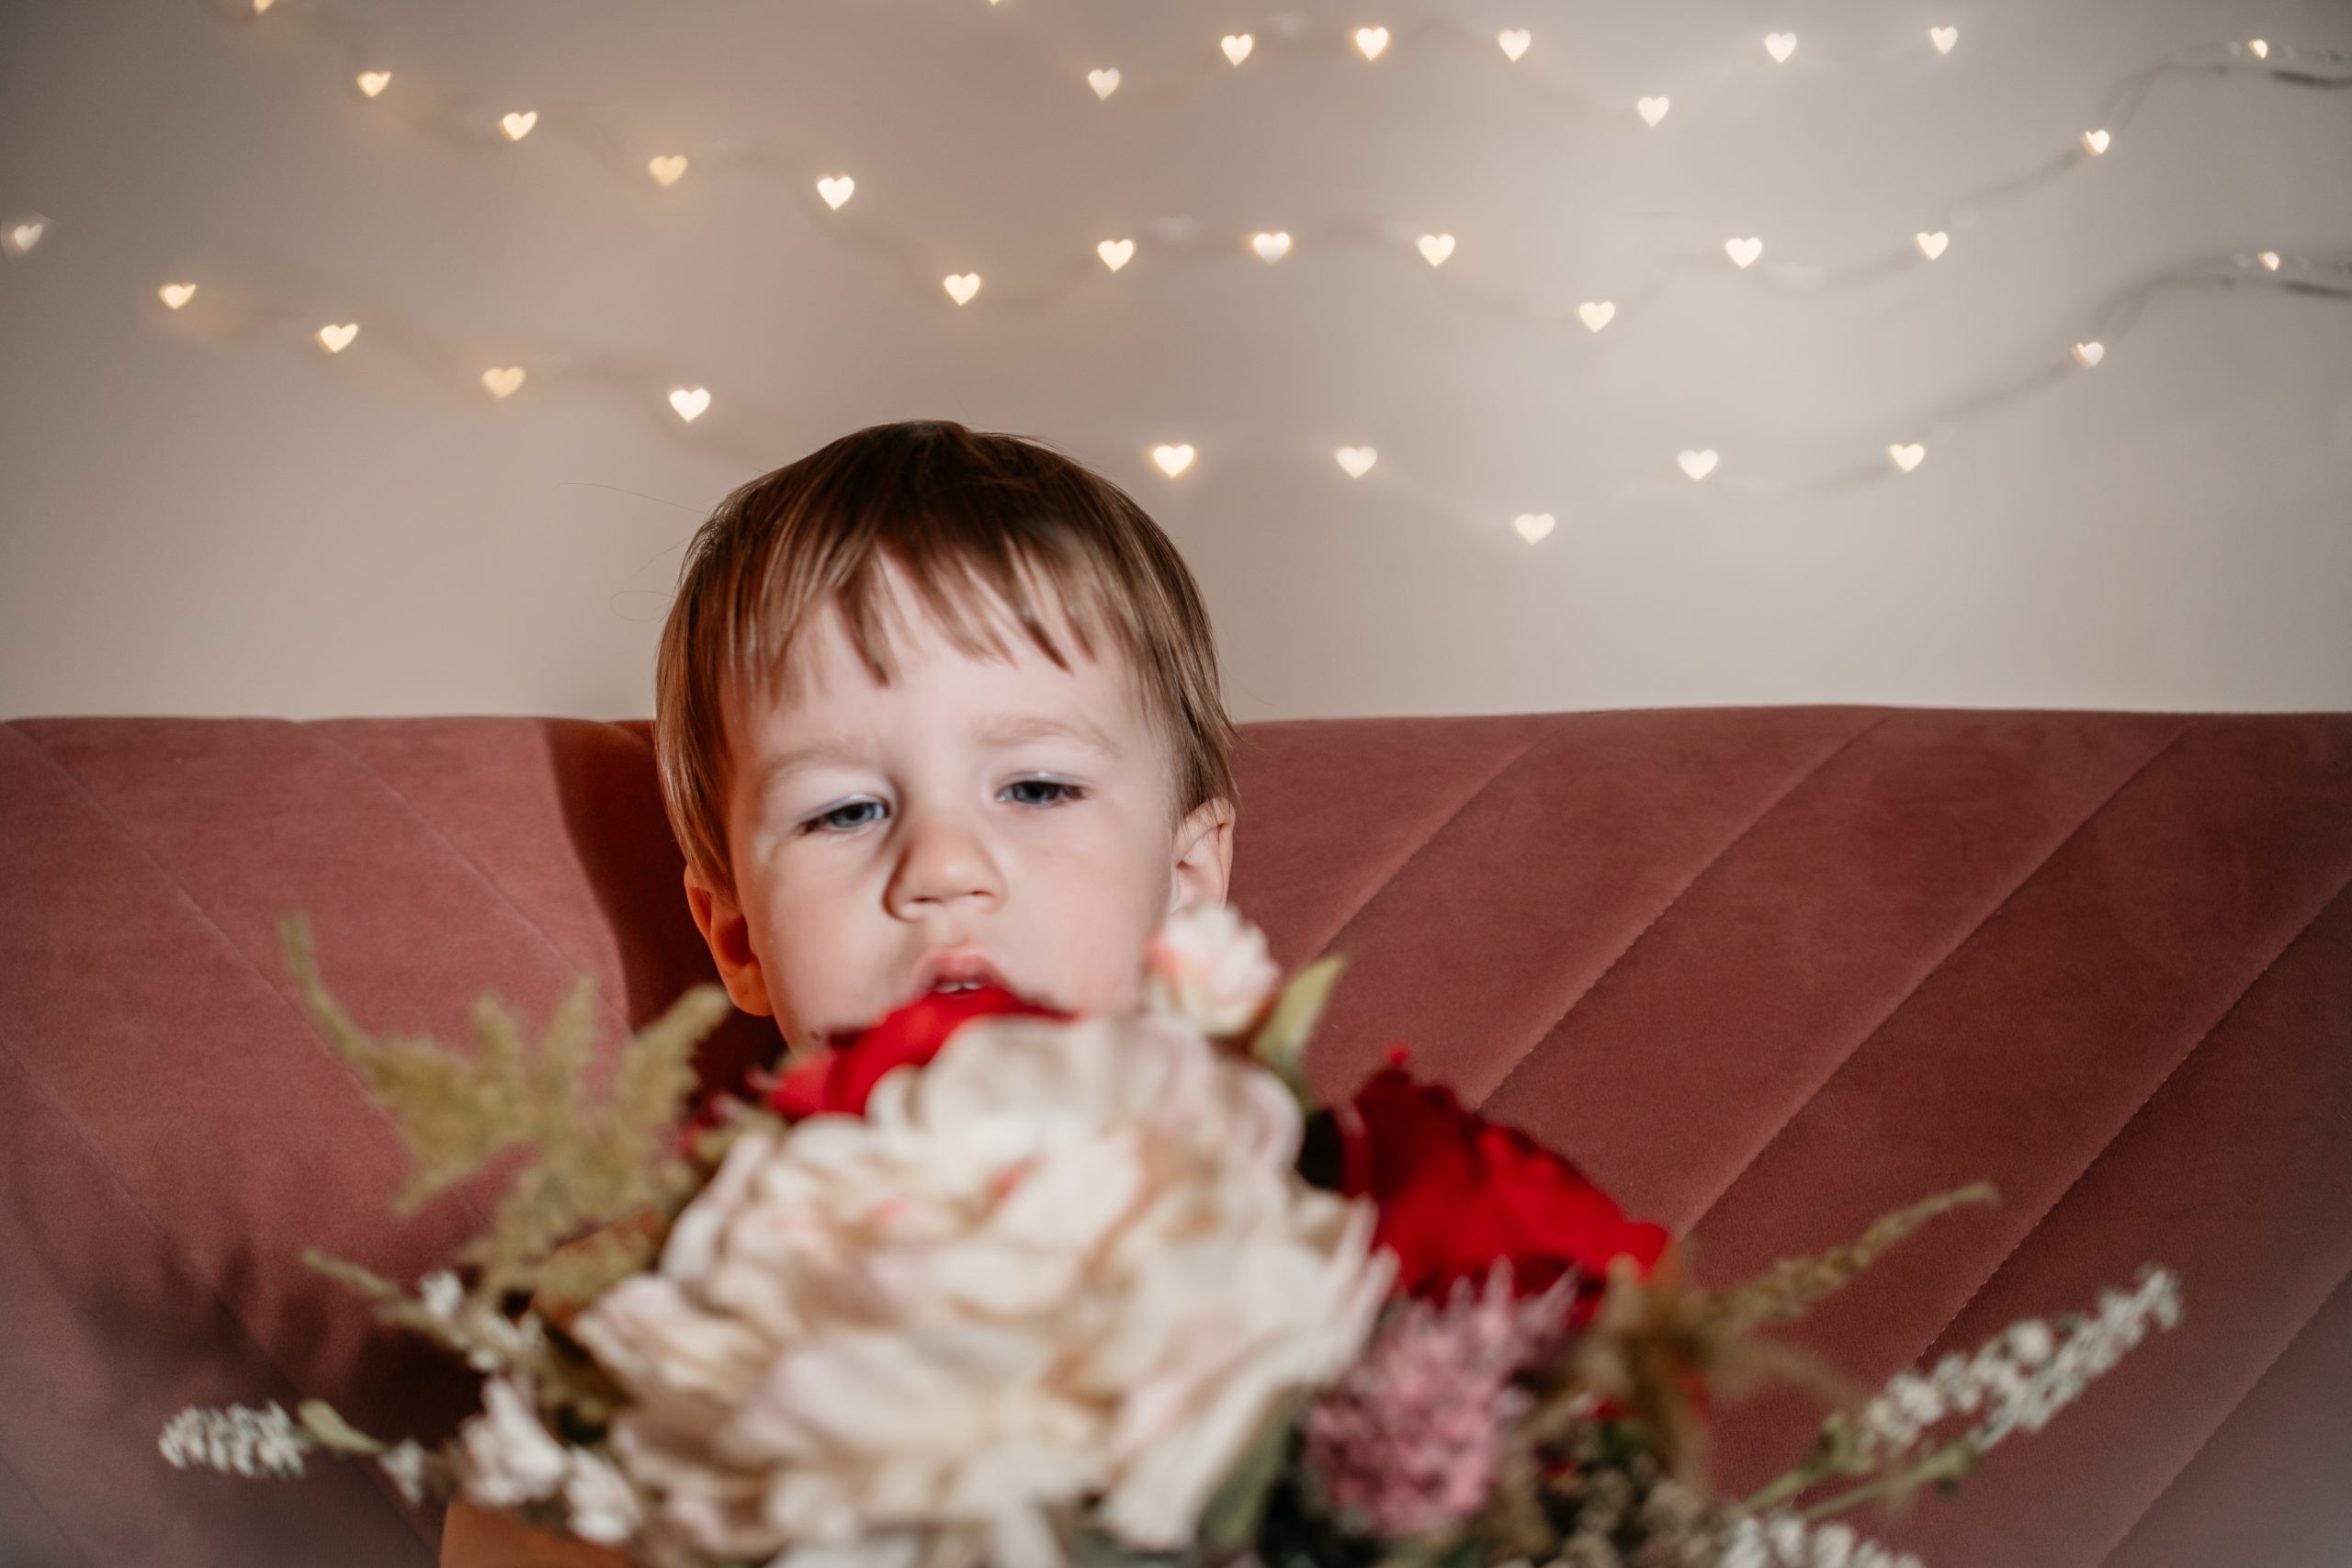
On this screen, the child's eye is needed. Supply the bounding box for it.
[1004,778,1086,809]
[799,779,1086,835]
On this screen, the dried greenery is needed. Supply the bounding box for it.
[275,909,741,1424]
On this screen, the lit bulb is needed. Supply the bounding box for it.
[5,216,49,256]
[1916,231,1950,260]
[1250,231,1292,263]
[1335,446,1377,478]
[1677,449,1719,479]
[251,0,273,13]
[943,273,982,305]
[501,110,537,141]
[317,322,358,353]
[2081,128,2110,154]
[2247,39,2269,59]
[1222,34,1253,65]
[1513,513,1555,543]
[1929,26,1958,54]
[356,71,391,97]
[817,175,855,209]
[669,386,710,423]
[2071,341,2104,367]
[1765,32,1797,62]
[1152,444,1195,477]
[158,282,197,309]
[2258,251,2280,270]
[1497,28,1531,62]
[1098,238,1135,272]
[1887,443,1926,472]
[1417,233,1454,266]
[648,154,688,186]
[1724,236,1762,268]
[1636,95,1671,127]
[482,367,526,399]
[1353,27,1390,61]
[1088,68,1121,99]
[1577,300,1614,332]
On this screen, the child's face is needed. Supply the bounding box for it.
[683,557,1235,1053]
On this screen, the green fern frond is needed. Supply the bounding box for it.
[277,908,737,1325]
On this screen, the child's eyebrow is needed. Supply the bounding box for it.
[754,712,1118,797]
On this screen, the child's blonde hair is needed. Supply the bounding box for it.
[654,419,1239,906]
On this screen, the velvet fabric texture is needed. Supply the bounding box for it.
[3,707,2347,1566]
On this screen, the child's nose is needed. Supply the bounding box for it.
[882,811,1004,916]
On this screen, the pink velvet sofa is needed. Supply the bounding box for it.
[4,706,2348,1567]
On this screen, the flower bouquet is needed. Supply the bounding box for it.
[161,905,2181,1568]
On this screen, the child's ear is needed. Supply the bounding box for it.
[1168,795,1237,915]
[683,862,775,1017]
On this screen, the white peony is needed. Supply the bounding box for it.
[1142,902,1282,1037]
[571,1007,1392,1568]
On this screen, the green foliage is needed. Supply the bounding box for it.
[1248,953,1350,1109]
[275,909,738,1416]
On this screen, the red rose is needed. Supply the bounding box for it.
[1334,1050,1669,1319]
[765,983,1070,1120]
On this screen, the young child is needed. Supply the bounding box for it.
[438,417,1241,1565]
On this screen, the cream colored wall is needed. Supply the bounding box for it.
[3,0,2347,723]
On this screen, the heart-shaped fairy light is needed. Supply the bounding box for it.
[482,367,526,399]
[1417,233,1454,267]
[1098,238,1135,272]
[2072,341,2104,367]
[1513,513,1555,543]
[1887,442,1926,472]
[1335,446,1377,479]
[1929,26,1958,53]
[2258,251,2280,270]
[1354,27,1389,60]
[1251,231,1292,263]
[669,386,710,423]
[252,0,273,13]
[2248,39,2269,59]
[501,110,537,141]
[1637,95,1671,127]
[1677,448,1719,480]
[1765,32,1797,62]
[943,273,982,305]
[6,217,46,255]
[2081,128,2110,154]
[1153,444,1195,477]
[357,71,390,97]
[1222,34,1253,65]
[1916,231,1949,260]
[317,322,358,354]
[1577,299,1614,332]
[817,175,854,209]
[1498,28,1531,62]
[649,155,688,187]
[1089,68,1121,100]
[159,282,197,309]
[1724,235,1762,268]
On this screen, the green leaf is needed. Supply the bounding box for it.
[1198,1393,1306,1552]
[1247,953,1349,1110]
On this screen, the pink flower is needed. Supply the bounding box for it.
[1301,1259,1577,1537]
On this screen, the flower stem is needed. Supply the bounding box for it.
[1792,1438,1978,1525]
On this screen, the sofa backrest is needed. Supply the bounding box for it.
[5,706,2348,1567]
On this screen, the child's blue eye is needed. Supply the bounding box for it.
[801,780,1085,835]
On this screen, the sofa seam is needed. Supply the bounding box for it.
[1476,709,1894,1110]
[0,1029,434,1564]
[0,1432,96,1568]
[301,720,630,1036]
[2094,1250,2352,1568]
[1299,709,1596,967]
[1912,864,2352,1389]
[1673,715,2205,1237]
